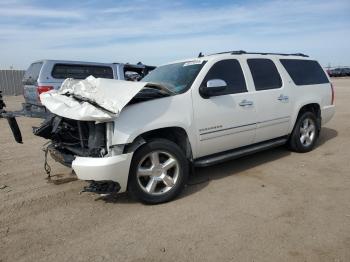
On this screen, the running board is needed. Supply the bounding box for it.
[194,137,288,167]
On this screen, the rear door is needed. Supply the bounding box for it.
[247,58,292,143]
[192,59,257,158]
[22,62,44,105]
[279,59,333,124]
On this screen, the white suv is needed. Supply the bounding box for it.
[19,51,336,203]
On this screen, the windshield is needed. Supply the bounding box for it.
[141,61,205,94]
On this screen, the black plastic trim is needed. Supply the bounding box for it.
[194,136,288,167]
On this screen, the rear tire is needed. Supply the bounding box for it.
[128,139,189,204]
[288,111,319,153]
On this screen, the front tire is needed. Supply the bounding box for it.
[128,139,189,204]
[288,111,319,153]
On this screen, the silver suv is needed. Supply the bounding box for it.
[22,60,155,116]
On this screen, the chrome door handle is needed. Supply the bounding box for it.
[278,94,289,102]
[239,99,254,107]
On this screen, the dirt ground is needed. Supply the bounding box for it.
[0,78,349,262]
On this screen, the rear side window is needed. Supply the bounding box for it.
[22,62,43,85]
[202,59,247,95]
[247,59,282,91]
[280,59,329,85]
[51,64,114,79]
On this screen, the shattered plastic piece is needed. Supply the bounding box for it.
[40,76,152,122]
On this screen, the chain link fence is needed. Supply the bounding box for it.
[0,70,25,96]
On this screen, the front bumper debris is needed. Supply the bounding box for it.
[48,145,75,167]
[82,181,121,194]
[0,91,23,143]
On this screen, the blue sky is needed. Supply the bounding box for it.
[0,0,349,69]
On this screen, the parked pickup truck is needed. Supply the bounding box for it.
[22,60,155,117]
[1,51,335,204]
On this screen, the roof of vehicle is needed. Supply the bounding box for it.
[30,60,155,69]
[31,59,116,66]
[163,50,313,66]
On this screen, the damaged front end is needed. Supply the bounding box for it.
[33,115,129,194]
[34,115,108,167]
[32,77,173,168]
[2,77,174,194]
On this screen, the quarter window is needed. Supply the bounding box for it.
[202,59,247,95]
[280,59,329,85]
[52,64,114,79]
[22,62,43,85]
[247,59,282,91]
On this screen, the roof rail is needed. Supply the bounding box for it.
[208,50,309,57]
[207,50,245,56]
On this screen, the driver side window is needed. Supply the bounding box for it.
[202,59,247,95]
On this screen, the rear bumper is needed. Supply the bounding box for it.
[72,153,133,193]
[321,105,335,125]
[20,103,50,118]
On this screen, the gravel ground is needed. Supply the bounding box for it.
[0,78,349,262]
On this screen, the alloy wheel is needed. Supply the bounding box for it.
[299,117,316,147]
[136,150,180,195]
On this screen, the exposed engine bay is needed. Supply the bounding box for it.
[33,115,107,167]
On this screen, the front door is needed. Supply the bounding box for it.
[192,59,257,158]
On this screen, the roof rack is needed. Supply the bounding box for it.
[208,50,309,57]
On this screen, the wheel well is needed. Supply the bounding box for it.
[297,103,321,129]
[132,127,193,160]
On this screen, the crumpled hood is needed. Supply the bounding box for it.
[40,76,168,122]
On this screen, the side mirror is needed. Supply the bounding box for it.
[200,79,227,98]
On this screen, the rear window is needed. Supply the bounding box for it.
[51,64,114,79]
[22,62,43,85]
[247,59,282,91]
[280,59,329,85]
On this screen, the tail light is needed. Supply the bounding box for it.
[330,83,335,105]
[37,86,53,101]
